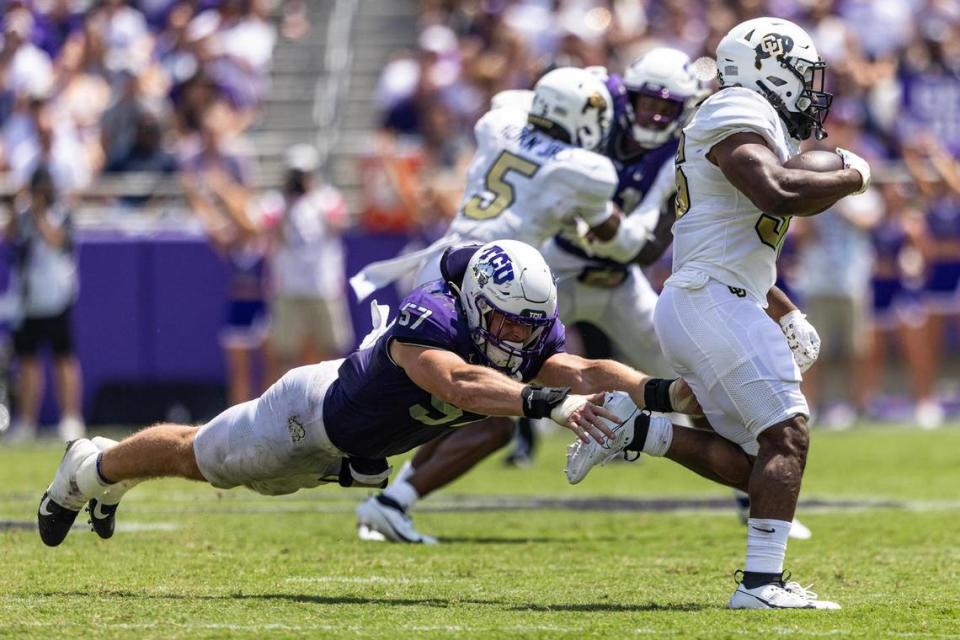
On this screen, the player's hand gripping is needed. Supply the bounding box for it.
[836,147,871,195]
[551,392,619,444]
[779,310,821,373]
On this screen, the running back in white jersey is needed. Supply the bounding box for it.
[448,106,618,248]
[669,87,800,303]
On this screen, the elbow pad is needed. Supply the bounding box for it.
[589,209,655,263]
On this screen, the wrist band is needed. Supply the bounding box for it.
[643,378,675,413]
[521,385,570,419]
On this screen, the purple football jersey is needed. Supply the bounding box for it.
[323,280,565,458]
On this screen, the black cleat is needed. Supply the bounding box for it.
[87,498,118,539]
[38,491,81,547]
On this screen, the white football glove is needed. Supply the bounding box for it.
[835,147,871,195]
[779,310,820,373]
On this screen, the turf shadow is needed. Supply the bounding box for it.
[39,590,705,612]
[437,535,621,544]
[507,602,707,612]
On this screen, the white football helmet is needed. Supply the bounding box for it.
[528,67,613,152]
[716,17,832,140]
[622,47,704,148]
[458,240,558,375]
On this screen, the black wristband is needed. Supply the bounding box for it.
[521,385,570,419]
[643,378,675,413]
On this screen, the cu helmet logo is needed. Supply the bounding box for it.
[583,92,607,113]
[754,33,794,69]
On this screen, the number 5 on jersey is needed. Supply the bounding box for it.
[463,151,541,220]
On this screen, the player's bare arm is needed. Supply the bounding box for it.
[389,340,618,443]
[708,132,862,217]
[534,352,702,415]
[765,285,798,320]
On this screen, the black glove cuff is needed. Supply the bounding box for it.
[643,378,675,413]
[521,385,570,419]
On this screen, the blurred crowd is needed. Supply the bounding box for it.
[0,0,358,440]
[0,0,284,200]
[366,0,960,427]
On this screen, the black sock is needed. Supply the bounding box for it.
[624,414,650,452]
[741,571,783,589]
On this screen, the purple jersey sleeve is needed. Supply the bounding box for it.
[391,283,472,353]
[543,318,566,355]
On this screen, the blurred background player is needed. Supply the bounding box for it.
[862,181,938,427]
[265,144,354,384]
[5,165,84,442]
[792,103,883,428]
[181,111,269,406]
[542,49,701,383]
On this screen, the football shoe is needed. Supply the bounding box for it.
[356,495,438,544]
[565,392,645,484]
[38,439,100,547]
[728,572,840,609]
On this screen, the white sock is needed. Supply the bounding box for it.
[382,478,419,511]
[395,460,415,485]
[90,437,140,505]
[75,452,113,500]
[642,417,673,457]
[744,518,791,574]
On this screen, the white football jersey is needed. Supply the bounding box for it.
[448,106,617,248]
[668,87,800,304]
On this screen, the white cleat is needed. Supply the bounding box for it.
[356,495,438,544]
[728,579,840,610]
[565,391,644,484]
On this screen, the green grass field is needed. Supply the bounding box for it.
[2,425,959,639]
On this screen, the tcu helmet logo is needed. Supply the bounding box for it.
[754,33,794,69]
[474,245,515,286]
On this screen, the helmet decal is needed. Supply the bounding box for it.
[583,92,608,113]
[754,33,794,70]
[474,244,515,286]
